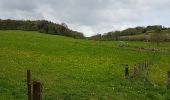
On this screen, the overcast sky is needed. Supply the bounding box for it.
[0,0,170,36]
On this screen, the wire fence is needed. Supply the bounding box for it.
[1,59,170,100]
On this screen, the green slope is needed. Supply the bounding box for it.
[0,30,170,100]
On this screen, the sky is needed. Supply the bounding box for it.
[0,0,170,36]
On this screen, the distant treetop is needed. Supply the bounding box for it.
[0,19,85,39]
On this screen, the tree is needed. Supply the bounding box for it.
[150,29,165,45]
[61,22,68,29]
[146,25,163,31]
[113,31,121,40]
[90,34,102,40]
[37,20,49,33]
[0,19,85,39]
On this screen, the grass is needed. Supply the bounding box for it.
[0,30,170,100]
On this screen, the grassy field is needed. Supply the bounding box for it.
[0,30,170,100]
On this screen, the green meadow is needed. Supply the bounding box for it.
[0,30,170,100]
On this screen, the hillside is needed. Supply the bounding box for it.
[90,25,170,41]
[0,30,170,100]
[118,30,170,41]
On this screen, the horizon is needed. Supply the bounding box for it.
[0,0,170,36]
[1,18,169,37]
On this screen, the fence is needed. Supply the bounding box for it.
[168,71,170,88]
[124,60,150,79]
[27,69,42,100]
[124,60,170,87]
[25,61,170,100]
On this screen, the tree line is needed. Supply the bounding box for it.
[90,25,170,42]
[0,19,85,39]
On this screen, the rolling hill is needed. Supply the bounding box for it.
[0,30,170,100]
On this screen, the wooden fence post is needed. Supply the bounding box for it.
[133,65,138,75]
[144,61,147,69]
[33,81,41,100]
[139,63,142,71]
[125,64,129,79]
[168,71,170,88]
[138,64,140,73]
[142,63,144,70]
[146,60,148,68]
[27,70,32,100]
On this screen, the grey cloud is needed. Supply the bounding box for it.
[1,0,37,12]
[0,0,170,36]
